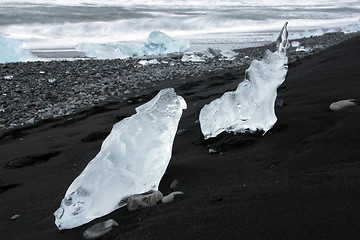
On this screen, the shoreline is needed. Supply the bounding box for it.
[0,31,359,134]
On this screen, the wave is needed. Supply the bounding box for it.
[0,0,359,49]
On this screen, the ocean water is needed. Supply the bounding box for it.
[0,0,359,50]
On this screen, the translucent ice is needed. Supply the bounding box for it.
[76,31,189,60]
[199,23,289,139]
[0,34,38,63]
[54,88,187,229]
[142,31,189,55]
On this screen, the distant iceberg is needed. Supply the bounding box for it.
[76,31,189,60]
[0,33,38,63]
[199,23,289,139]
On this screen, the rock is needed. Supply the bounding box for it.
[208,148,217,154]
[330,99,357,111]
[83,219,118,240]
[161,191,184,204]
[28,118,35,124]
[11,214,20,220]
[127,190,163,211]
[170,180,178,189]
[176,129,186,135]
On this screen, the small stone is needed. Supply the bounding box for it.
[11,214,20,220]
[127,190,163,211]
[4,75,14,80]
[330,99,357,111]
[28,118,35,124]
[161,191,184,204]
[170,180,178,189]
[176,129,186,136]
[208,148,217,154]
[83,219,118,240]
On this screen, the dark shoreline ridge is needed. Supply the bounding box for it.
[0,32,359,133]
[0,33,360,239]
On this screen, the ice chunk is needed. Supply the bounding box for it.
[199,23,289,139]
[54,88,187,229]
[138,59,160,66]
[76,31,189,60]
[220,50,238,61]
[75,42,143,60]
[142,31,189,55]
[181,52,206,62]
[0,34,38,63]
[291,41,300,48]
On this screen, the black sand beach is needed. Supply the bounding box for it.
[1,35,360,240]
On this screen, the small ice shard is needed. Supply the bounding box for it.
[181,52,205,62]
[138,59,160,66]
[54,88,187,230]
[199,23,289,139]
[220,50,238,61]
[0,34,38,63]
[83,219,118,240]
[127,190,163,211]
[291,41,300,48]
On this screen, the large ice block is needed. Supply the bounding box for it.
[0,34,38,63]
[142,31,189,55]
[76,31,189,59]
[199,23,289,139]
[54,88,187,230]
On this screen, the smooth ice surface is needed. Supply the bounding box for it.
[54,88,186,229]
[199,23,289,139]
[0,34,38,63]
[76,31,189,60]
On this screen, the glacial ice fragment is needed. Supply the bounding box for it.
[199,23,289,139]
[76,31,189,60]
[0,34,38,63]
[54,88,187,230]
[142,31,189,55]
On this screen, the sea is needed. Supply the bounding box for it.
[1,0,360,52]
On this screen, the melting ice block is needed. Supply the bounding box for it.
[54,88,187,230]
[199,23,289,139]
[0,34,38,63]
[142,31,189,55]
[76,31,189,60]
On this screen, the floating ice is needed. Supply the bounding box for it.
[76,31,189,60]
[199,23,289,139]
[54,88,187,229]
[0,34,38,63]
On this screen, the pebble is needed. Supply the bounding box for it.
[83,219,118,240]
[162,191,184,204]
[11,214,20,220]
[208,148,217,154]
[170,180,179,189]
[329,99,357,111]
[127,190,163,211]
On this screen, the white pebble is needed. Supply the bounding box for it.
[330,99,357,111]
[11,214,20,220]
[162,191,184,204]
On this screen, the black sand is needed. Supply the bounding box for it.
[0,36,360,240]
